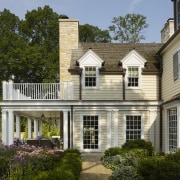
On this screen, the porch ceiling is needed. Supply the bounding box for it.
[15,111,61,120]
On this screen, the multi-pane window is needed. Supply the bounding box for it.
[84,67,96,87]
[126,115,141,141]
[83,115,99,149]
[173,50,180,80]
[128,67,139,87]
[168,108,177,152]
[176,0,180,28]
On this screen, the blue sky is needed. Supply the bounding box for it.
[0,0,173,43]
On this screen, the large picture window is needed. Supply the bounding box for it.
[127,67,139,87]
[84,66,97,87]
[126,115,141,141]
[83,115,99,149]
[168,108,177,152]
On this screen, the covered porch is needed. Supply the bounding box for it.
[1,80,74,149]
[1,107,73,149]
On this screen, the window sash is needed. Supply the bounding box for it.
[84,67,97,87]
[126,115,141,141]
[168,108,177,152]
[128,67,139,87]
[83,115,99,149]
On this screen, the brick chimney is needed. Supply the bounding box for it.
[59,19,79,82]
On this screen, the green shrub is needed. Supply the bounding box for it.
[103,147,124,157]
[47,167,76,180]
[109,166,142,180]
[137,154,180,180]
[65,148,81,156]
[102,155,122,170]
[122,139,154,156]
[60,153,82,179]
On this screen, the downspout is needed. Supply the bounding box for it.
[159,54,163,152]
[71,105,73,148]
[123,69,126,100]
[79,70,82,100]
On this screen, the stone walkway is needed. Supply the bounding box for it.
[79,153,112,180]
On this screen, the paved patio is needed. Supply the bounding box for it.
[79,153,112,180]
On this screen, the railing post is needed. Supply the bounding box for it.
[8,80,13,100]
[70,82,74,100]
[2,81,7,100]
[63,81,68,100]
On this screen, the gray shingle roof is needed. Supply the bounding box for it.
[70,42,163,74]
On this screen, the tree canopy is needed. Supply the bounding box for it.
[79,24,111,42]
[0,6,111,86]
[109,13,149,43]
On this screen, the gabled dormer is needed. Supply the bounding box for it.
[121,50,147,89]
[77,49,104,89]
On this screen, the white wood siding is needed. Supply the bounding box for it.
[82,75,123,100]
[162,39,180,102]
[70,75,80,100]
[73,108,158,152]
[126,75,159,100]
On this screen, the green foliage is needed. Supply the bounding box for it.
[65,148,81,156]
[103,147,124,157]
[79,24,111,42]
[109,13,148,43]
[122,139,154,156]
[47,167,75,180]
[60,153,82,180]
[110,166,142,180]
[137,155,180,180]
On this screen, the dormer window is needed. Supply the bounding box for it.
[127,67,139,87]
[84,66,97,87]
[77,49,104,89]
[120,50,146,89]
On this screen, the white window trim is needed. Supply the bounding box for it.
[123,114,144,143]
[124,66,142,89]
[165,105,180,153]
[82,66,99,89]
[80,114,101,152]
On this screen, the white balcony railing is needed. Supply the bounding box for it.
[2,80,74,100]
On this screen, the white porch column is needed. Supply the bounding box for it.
[107,111,112,149]
[63,110,68,149]
[39,120,42,136]
[8,111,14,145]
[2,110,8,145]
[114,110,118,147]
[149,110,155,146]
[34,119,38,139]
[28,118,32,139]
[16,115,21,138]
[156,110,160,152]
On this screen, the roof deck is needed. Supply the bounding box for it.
[2,81,74,100]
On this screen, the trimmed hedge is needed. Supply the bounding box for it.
[137,150,180,180]
[122,139,154,156]
[34,148,82,180]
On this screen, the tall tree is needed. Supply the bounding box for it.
[19,6,68,83]
[109,13,149,43]
[79,24,111,42]
[0,9,24,82]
